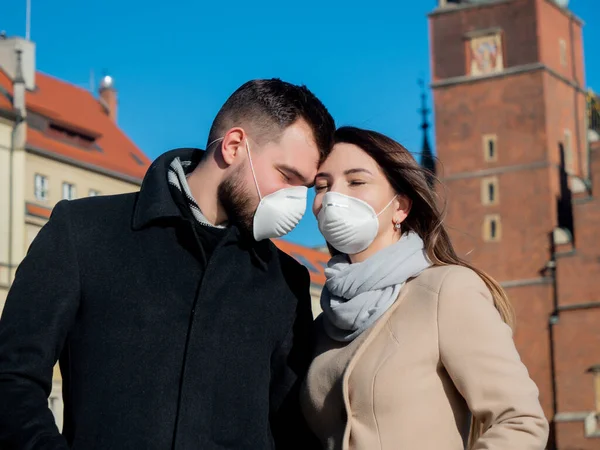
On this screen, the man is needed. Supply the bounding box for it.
[0,79,335,449]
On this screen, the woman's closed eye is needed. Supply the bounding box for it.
[315,183,328,192]
[348,180,366,187]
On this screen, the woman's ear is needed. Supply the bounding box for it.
[393,195,412,225]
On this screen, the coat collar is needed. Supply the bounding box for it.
[132,148,202,230]
[131,147,273,270]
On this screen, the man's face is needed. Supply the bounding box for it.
[218,119,320,236]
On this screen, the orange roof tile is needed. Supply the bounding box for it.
[0,95,11,111]
[25,202,52,219]
[274,240,329,286]
[0,69,14,111]
[0,69,151,181]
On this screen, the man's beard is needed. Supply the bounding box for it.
[217,163,256,238]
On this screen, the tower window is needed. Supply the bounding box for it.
[483,134,498,162]
[483,215,501,242]
[563,129,574,174]
[481,177,499,205]
[588,365,600,415]
[559,39,567,67]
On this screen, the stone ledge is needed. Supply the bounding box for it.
[558,301,600,312]
[429,0,514,17]
[555,411,600,436]
[441,160,551,182]
[555,411,590,422]
[555,249,576,259]
[573,195,595,205]
[500,277,551,289]
[431,62,586,94]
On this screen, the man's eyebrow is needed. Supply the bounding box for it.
[277,164,311,184]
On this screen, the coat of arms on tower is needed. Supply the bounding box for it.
[469,33,504,76]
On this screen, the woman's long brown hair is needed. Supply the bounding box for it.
[330,126,515,448]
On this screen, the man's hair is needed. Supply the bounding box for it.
[207,79,335,161]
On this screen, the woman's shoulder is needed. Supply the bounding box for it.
[408,264,489,297]
[387,265,495,330]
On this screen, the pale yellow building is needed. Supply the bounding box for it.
[0,35,151,429]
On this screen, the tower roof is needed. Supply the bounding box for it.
[418,79,436,184]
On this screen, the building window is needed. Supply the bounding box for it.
[483,134,497,162]
[559,39,567,67]
[62,182,76,200]
[481,177,499,205]
[563,129,573,174]
[89,189,100,197]
[34,174,49,201]
[588,365,600,414]
[468,33,504,77]
[483,214,501,242]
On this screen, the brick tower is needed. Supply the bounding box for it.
[429,0,600,448]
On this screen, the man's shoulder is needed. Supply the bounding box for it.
[273,245,307,275]
[59,192,139,228]
[267,244,312,297]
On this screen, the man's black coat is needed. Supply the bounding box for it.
[0,149,318,450]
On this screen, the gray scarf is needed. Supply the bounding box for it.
[167,157,227,228]
[321,231,431,342]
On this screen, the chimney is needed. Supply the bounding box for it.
[13,49,26,117]
[0,36,36,90]
[99,75,117,122]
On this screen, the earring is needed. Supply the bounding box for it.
[393,222,401,230]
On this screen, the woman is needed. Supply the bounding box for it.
[300,127,549,450]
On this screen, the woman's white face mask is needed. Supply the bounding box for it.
[317,191,397,254]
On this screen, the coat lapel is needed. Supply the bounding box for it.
[339,282,415,449]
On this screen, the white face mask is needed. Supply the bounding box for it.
[245,139,308,241]
[317,191,397,255]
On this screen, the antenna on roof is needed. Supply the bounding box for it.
[90,69,95,92]
[25,0,31,40]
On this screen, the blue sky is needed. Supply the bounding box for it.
[3,0,599,247]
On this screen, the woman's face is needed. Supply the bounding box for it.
[313,142,411,261]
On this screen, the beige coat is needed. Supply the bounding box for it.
[301,265,549,450]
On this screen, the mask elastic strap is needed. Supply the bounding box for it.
[207,137,224,151]
[245,138,263,201]
[376,195,398,217]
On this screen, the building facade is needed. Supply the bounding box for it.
[429,0,600,448]
[0,35,151,429]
